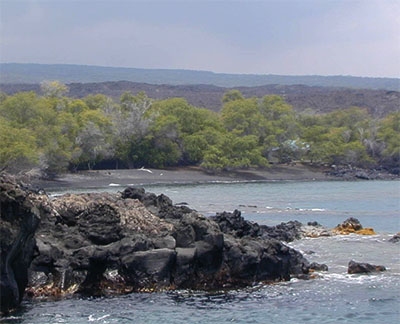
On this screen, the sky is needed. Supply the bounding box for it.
[0,0,399,78]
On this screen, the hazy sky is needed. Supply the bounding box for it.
[1,0,399,77]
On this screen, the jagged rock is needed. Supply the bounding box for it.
[355,171,370,180]
[31,187,321,296]
[265,220,304,242]
[333,217,376,235]
[0,173,42,314]
[347,260,386,274]
[210,210,326,281]
[209,210,262,238]
[210,210,304,242]
[309,262,329,272]
[299,218,378,238]
[0,180,325,305]
[300,224,332,238]
[28,191,176,297]
[120,248,176,291]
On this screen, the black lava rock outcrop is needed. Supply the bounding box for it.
[0,173,43,314]
[347,260,386,274]
[29,187,320,297]
[1,178,326,311]
[325,165,399,180]
[210,210,304,242]
[389,233,400,243]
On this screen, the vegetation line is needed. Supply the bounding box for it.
[0,82,398,177]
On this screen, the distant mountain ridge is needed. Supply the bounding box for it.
[0,63,399,90]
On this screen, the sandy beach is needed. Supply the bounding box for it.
[32,164,338,190]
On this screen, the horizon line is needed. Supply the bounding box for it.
[1,62,399,80]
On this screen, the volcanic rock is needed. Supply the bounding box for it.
[389,233,400,243]
[1,178,325,308]
[333,217,376,235]
[0,173,43,314]
[347,260,386,274]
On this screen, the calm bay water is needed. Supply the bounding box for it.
[2,180,399,324]
[143,180,400,232]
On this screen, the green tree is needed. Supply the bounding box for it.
[220,94,299,164]
[201,133,267,171]
[0,118,38,171]
[109,92,153,168]
[40,80,69,98]
[0,91,38,125]
[83,94,113,110]
[221,97,263,136]
[222,89,244,104]
[2,87,394,175]
[0,92,75,173]
[71,109,114,170]
[258,95,300,161]
[377,112,400,170]
[322,107,370,130]
[144,98,223,167]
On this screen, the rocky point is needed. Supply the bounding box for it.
[0,174,330,314]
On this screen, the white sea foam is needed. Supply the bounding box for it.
[321,272,391,285]
[88,314,110,321]
[261,206,327,213]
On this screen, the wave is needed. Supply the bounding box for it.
[247,206,328,213]
[320,272,395,284]
[88,314,111,321]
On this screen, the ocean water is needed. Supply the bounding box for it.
[2,180,399,324]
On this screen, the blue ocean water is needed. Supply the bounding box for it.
[144,180,400,232]
[2,180,399,324]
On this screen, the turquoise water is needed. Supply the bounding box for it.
[2,180,399,323]
[144,180,400,233]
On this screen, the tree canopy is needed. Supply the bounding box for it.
[0,85,398,176]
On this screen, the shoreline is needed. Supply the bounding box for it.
[30,164,398,191]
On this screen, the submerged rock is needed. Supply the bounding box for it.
[347,260,386,274]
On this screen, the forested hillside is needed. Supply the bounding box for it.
[1,82,398,177]
[1,81,398,118]
[1,63,399,90]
